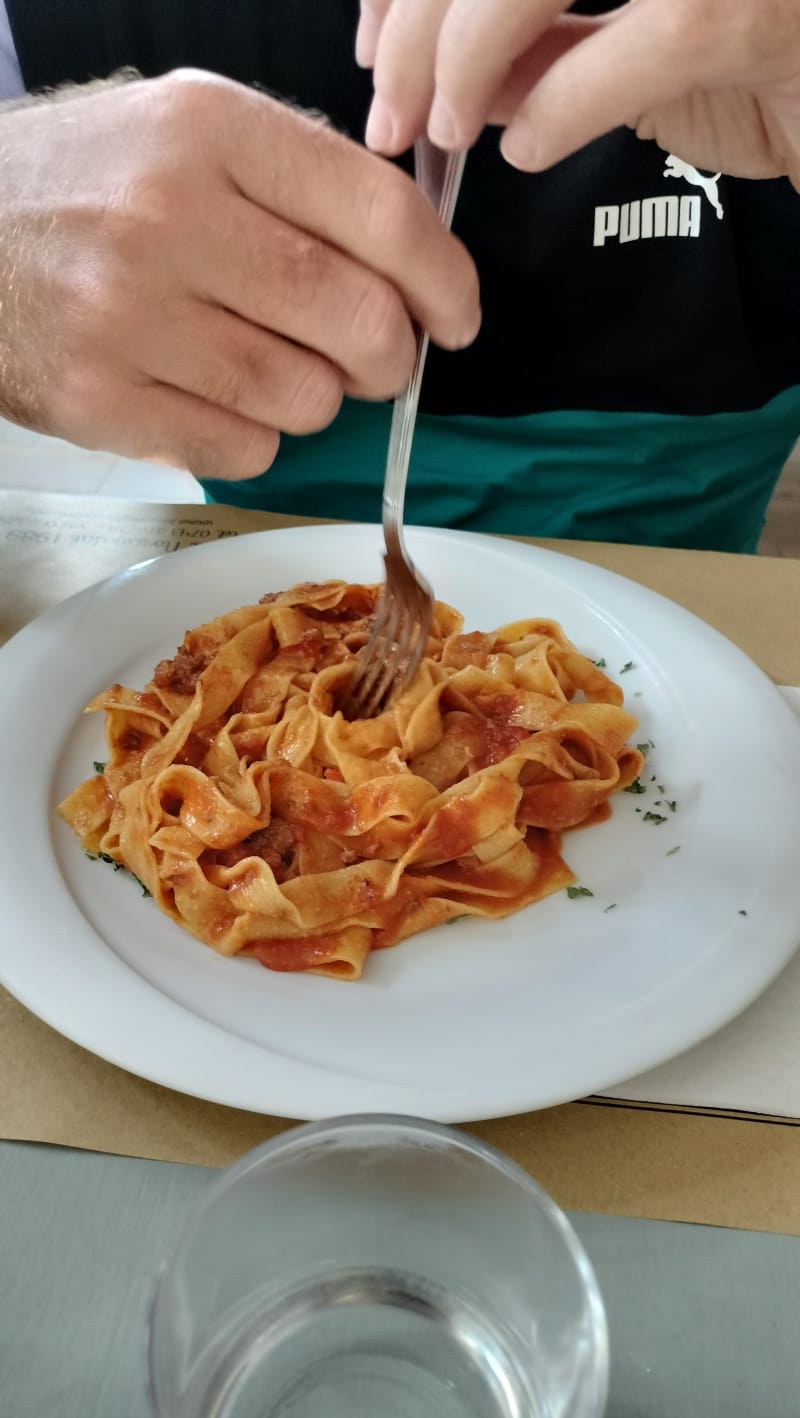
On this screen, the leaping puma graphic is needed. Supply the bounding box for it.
[664,154,724,220]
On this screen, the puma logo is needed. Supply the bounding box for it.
[663,155,724,220]
[592,147,725,247]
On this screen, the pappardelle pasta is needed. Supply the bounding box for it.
[58,581,643,980]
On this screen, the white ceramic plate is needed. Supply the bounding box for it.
[1,524,799,1121]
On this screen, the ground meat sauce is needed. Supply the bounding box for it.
[210,819,299,882]
[118,728,144,753]
[153,645,214,695]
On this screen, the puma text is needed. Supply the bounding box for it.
[593,194,702,248]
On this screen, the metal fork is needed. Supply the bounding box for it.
[343,140,467,720]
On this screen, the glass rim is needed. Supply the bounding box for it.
[147,1112,609,1417]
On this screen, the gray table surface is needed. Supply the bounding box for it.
[2,1139,799,1418]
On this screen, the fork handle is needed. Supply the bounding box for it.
[382,146,467,540]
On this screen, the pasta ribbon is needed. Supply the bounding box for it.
[59,582,642,979]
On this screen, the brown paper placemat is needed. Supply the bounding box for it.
[2,489,800,1234]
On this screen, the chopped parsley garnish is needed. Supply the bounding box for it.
[593,657,607,669]
[666,845,681,856]
[93,761,107,774]
[84,850,145,887]
[624,778,647,795]
[604,903,617,913]
[84,849,121,871]
[657,783,666,794]
[637,740,655,756]
[738,909,748,917]
[666,800,677,813]
[620,661,635,674]
[643,811,667,825]
[566,885,594,900]
[445,915,469,926]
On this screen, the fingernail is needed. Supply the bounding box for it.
[449,307,482,351]
[355,8,381,68]
[428,92,459,150]
[500,127,538,171]
[365,96,395,152]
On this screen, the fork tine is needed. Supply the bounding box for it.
[359,607,409,717]
[343,575,433,720]
[360,583,433,718]
[341,584,400,719]
[393,603,432,692]
[358,591,398,680]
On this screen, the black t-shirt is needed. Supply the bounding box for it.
[7,0,800,550]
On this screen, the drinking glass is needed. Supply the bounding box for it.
[148,1114,608,1418]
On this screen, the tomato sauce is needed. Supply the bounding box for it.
[569,800,612,830]
[476,720,530,768]
[243,935,349,972]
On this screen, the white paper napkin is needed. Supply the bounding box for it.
[602,687,800,1116]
